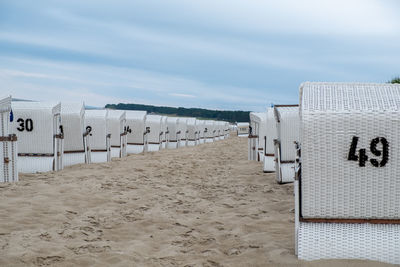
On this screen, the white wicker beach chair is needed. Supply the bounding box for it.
[13,101,64,173]
[107,110,127,158]
[224,122,230,138]
[125,111,147,154]
[273,105,299,183]
[263,107,276,172]
[198,120,206,144]
[61,102,92,166]
[0,96,18,182]
[187,118,198,146]
[167,117,180,149]
[205,120,215,143]
[146,115,163,152]
[161,116,168,149]
[296,82,400,265]
[249,112,265,161]
[178,118,189,147]
[85,110,111,163]
[237,122,249,137]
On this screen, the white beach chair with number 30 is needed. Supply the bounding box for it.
[295,82,400,265]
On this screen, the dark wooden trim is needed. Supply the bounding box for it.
[91,149,107,152]
[248,135,258,138]
[299,217,400,224]
[265,153,274,157]
[54,134,64,139]
[258,148,263,151]
[111,145,121,148]
[148,142,161,145]
[64,150,85,154]
[128,142,144,145]
[281,160,295,164]
[188,139,196,141]
[169,140,177,143]
[18,153,54,157]
[0,135,17,142]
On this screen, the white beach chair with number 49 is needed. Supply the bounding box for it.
[295,82,400,265]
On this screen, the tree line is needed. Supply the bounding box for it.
[105,103,250,123]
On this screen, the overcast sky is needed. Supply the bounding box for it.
[1,0,400,111]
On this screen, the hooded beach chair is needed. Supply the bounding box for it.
[237,122,249,137]
[167,117,180,149]
[146,115,163,152]
[61,102,91,166]
[85,109,111,163]
[126,111,147,154]
[13,101,64,173]
[273,105,299,183]
[295,82,400,265]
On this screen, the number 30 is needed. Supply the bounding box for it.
[16,118,34,132]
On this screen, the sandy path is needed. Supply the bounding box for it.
[0,135,394,266]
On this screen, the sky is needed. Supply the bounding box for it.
[1,0,400,111]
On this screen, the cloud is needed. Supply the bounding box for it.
[0,0,399,112]
[169,93,196,98]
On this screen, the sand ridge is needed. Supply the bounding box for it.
[0,135,395,266]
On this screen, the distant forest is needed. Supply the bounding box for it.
[390,77,400,84]
[105,103,250,123]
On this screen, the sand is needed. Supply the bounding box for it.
[0,134,395,267]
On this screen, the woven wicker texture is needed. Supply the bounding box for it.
[64,152,86,167]
[90,151,108,163]
[0,96,12,114]
[147,144,161,152]
[0,140,18,182]
[298,222,400,264]
[61,102,85,152]
[18,157,54,173]
[126,110,146,144]
[300,82,400,219]
[0,96,12,136]
[146,115,162,145]
[127,144,144,154]
[85,110,108,150]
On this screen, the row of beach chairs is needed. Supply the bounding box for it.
[247,82,400,265]
[0,98,230,180]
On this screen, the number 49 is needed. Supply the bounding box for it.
[348,136,389,167]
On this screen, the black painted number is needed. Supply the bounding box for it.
[348,136,389,167]
[16,118,34,132]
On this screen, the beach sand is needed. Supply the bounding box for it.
[0,134,395,266]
